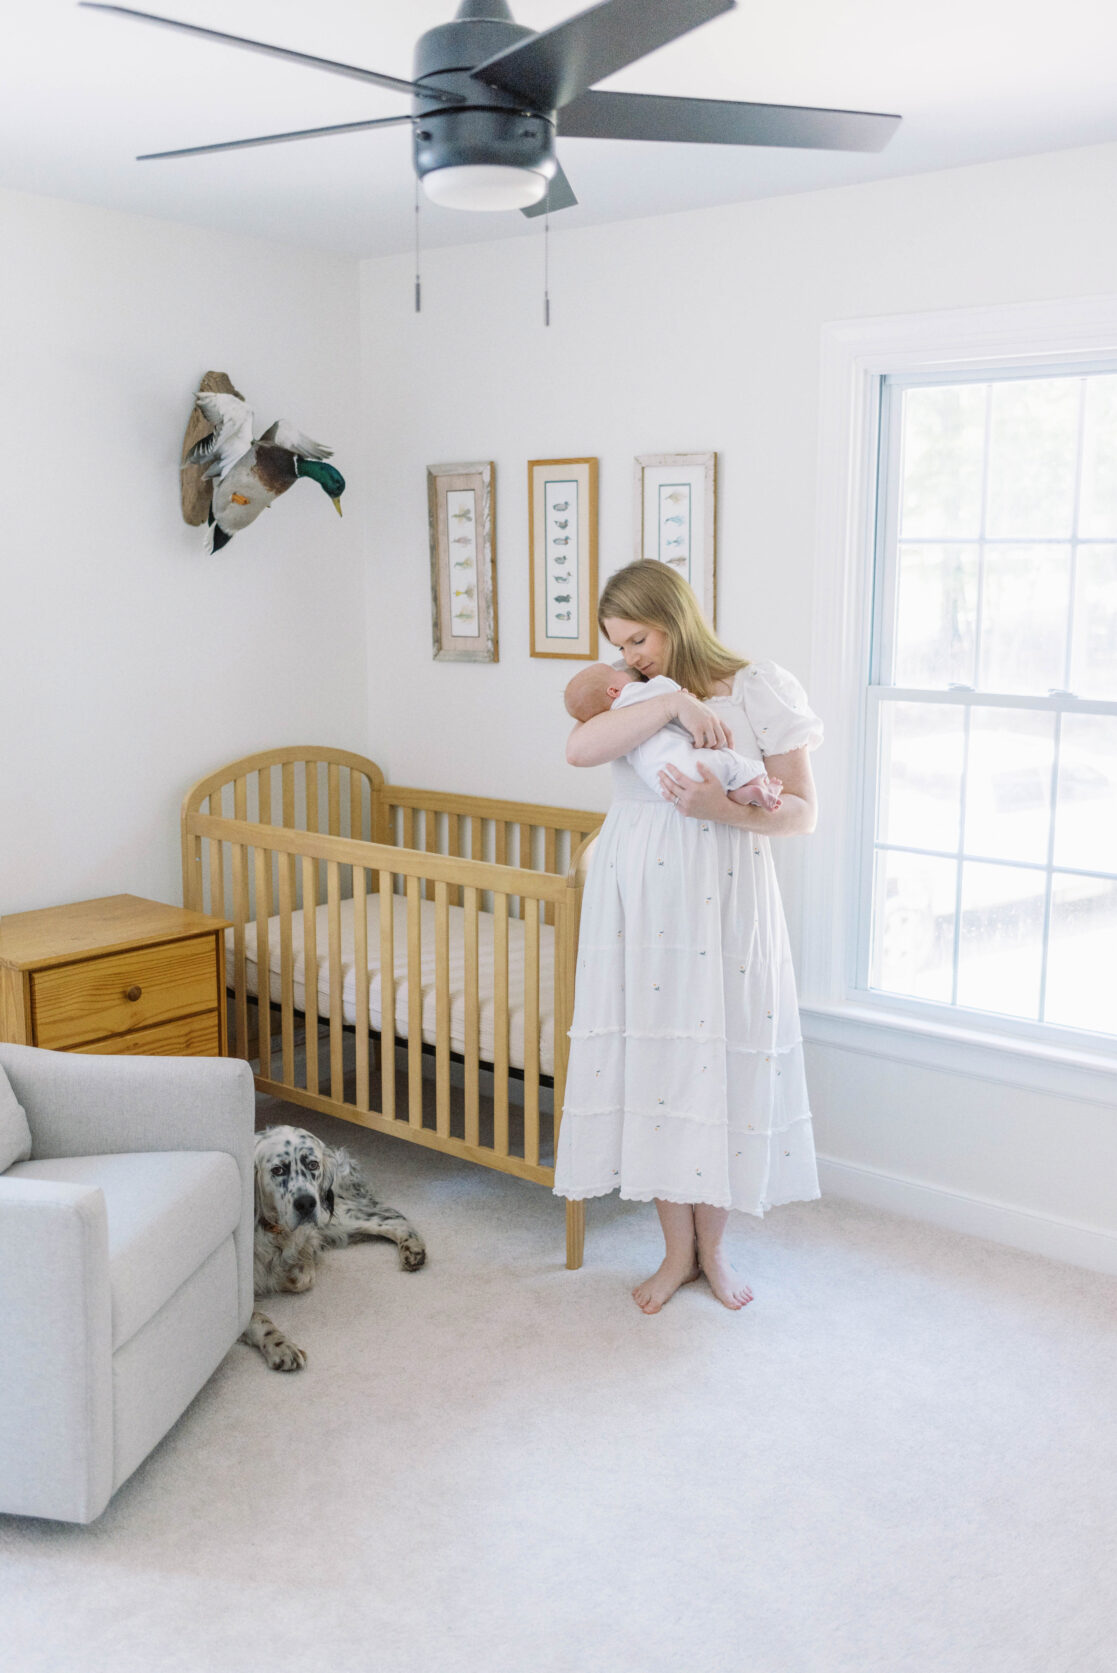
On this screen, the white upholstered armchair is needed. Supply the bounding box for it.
[0,1043,255,1524]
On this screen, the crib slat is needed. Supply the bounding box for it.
[544,828,557,926]
[494,821,507,867]
[353,866,370,1112]
[425,804,439,902]
[402,806,414,854]
[447,812,462,907]
[234,776,247,823]
[207,792,225,921]
[255,845,272,1080]
[470,816,483,867]
[434,880,450,1139]
[305,762,321,917]
[282,762,295,829]
[463,884,480,1149]
[258,771,274,918]
[349,769,363,841]
[302,855,319,1095]
[406,874,423,1129]
[493,892,509,1156]
[524,897,540,1167]
[328,762,341,836]
[278,850,295,1086]
[379,870,396,1121]
[231,843,249,1061]
[327,860,344,1102]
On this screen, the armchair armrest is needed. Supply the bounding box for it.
[0,1176,113,1522]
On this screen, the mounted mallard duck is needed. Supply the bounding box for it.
[184,390,346,553]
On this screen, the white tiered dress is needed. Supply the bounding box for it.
[553,660,823,1213]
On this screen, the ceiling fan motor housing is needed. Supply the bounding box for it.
[412,16,557,187]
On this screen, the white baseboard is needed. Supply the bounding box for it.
[817,1155,1117,1279]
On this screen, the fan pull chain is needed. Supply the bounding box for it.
[414,172,422,314]
[543,187,551,327]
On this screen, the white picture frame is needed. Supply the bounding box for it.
[634,451,718,625]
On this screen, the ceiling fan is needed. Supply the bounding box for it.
[80,0,901,215]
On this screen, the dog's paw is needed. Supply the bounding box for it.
[265,1336,308,1372]
[399,1234,426,1272]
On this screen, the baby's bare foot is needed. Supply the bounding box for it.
[632,1259,700,1314]
[699,1250,753,1310]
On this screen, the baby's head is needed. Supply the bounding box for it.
[564,662,639,723]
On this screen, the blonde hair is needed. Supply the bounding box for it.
[597,560,746,700]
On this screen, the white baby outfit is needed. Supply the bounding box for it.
[553,660,823,1213]
[614,674,767,795]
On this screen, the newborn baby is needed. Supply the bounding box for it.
[565,663,783,810]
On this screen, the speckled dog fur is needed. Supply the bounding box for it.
[243,1124,426,1371]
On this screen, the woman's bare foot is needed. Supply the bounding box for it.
[632,1258,700,1314]
[698,1249,753,1310]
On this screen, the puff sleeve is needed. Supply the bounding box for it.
[740,660,823,756]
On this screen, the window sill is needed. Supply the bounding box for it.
[800,1001,1117,1106]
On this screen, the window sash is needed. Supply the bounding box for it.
[856,369,1117,1052]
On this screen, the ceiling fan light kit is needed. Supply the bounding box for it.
[422,164,550,212]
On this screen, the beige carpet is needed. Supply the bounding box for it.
[2,1094,1115,1673]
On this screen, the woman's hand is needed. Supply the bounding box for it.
[657,761,731,820]
[672,690,734,750]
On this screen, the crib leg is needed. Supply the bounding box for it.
[565,1200,585,1270]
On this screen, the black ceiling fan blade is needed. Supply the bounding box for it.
[471,0,734,112]
[137,114,413,162]
[520,161,579,217]
[559,89,901,151]
[78,4,462,103]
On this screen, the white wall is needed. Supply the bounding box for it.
[359,140,1117,1269]
[1,186,366,912]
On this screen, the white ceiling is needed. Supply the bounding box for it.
[5,0,1117,257]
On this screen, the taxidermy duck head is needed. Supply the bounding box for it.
[296,458,346,515]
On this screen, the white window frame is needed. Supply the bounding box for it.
[801,295,1117,1104]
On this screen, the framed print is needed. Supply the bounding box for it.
[634,452,718,625]
[529,457,599,659]
[427,461,498,662]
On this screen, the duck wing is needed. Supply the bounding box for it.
[187,391,256,481]
[258,420,333,460]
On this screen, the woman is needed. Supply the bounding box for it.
[554,561,822,1314]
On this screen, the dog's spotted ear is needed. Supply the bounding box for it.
[319,1144,337,1219]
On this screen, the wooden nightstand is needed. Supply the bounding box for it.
[0,895,230,1056]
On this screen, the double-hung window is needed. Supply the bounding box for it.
[863,369,1117,1046]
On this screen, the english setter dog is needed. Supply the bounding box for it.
[242,1124,426,1371]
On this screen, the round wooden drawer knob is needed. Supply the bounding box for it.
[125,985,143,1002]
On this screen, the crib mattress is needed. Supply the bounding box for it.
[227,893,556,1077]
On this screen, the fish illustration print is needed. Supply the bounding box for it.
[450,507,473,522]
[664,490,687,504]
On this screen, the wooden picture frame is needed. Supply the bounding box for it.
[427,461,498,663]
[529,457,599,660]
[634,451,718,625]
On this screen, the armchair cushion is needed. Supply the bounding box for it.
[0,1065,32,1171]
[8,1151,242,1350]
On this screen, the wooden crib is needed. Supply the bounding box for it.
[181,747,602,1266]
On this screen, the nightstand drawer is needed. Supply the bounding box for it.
[71,1011,222,1057]
[32,937,218,1049]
